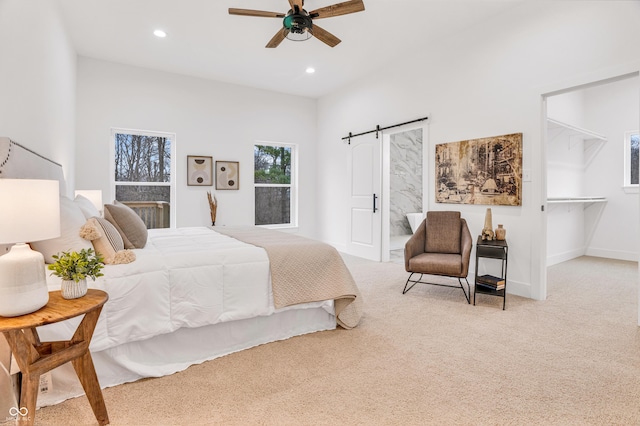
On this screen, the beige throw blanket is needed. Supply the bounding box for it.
[214,227,362,329]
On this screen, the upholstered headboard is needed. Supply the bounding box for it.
[0,137,66,195]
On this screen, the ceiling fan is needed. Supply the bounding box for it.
[229,0,365,48]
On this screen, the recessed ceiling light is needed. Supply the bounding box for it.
[306,67,315,74]
[154,29,167,38]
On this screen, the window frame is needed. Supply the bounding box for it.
[253,141,298,229]
[623,130,640,194]
[110,128,177,228]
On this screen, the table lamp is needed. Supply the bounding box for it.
[0,179,60,317]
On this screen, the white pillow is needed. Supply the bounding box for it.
[74,194,101,219]
[30,196,94,264]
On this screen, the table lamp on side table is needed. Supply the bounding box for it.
[0,179,60,317]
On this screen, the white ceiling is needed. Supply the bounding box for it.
[56,0,525,98]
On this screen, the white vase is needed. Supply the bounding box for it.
[61,278,88,299]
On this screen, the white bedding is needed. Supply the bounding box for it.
[35,227,335,407]
[40,227,333,351]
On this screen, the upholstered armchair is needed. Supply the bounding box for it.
[403,211,472,303]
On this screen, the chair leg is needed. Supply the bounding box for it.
[458,277,471,304]
[403,273,421,294]
[405,273,471,304]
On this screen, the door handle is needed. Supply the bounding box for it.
[373,193,378,213]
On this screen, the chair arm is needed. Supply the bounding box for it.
[460,219,473,277]
[404,219,427,272]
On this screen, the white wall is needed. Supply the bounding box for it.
[75,58,318,236]
[316,1,640,299]
[0,0,77,195]
[583,77,640,261]
[547,90,585,128]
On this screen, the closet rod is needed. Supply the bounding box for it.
[342,116,429,144]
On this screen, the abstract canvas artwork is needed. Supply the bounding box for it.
[187,156,213,186]
[435,133,522,206]
[216,161,239,190]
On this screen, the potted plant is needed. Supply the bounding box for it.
[48,248,105,299]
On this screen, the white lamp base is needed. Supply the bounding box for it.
[0,243,49,317]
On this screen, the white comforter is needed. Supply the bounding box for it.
[40,227,333,352]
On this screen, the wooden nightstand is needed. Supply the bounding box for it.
[0,289,109,425]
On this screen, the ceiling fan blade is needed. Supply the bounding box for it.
[310,24,341,47]
[309,0,364,19]
[288,0,304,10]
[228,8,285,18]
[266,28,289,48]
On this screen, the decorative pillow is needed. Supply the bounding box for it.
[103,201,148,249]
[94,216,125,251]
[30,196,94,264]
[74,194,101,220]
[79,217,136,265]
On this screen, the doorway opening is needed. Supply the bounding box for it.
[382,126,427,263]
[541,73,639,299]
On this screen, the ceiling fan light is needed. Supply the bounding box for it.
[285,28,312,42]
[282,8,313,41]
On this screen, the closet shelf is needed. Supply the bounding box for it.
[547,118,606,167]
[547,118,607,142]
[547,196,607,204]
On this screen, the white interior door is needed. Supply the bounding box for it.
[347,133,382,260]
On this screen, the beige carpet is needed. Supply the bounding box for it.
[35,255,640,425]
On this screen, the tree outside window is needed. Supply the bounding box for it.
[629,132,639,185]
[254,144,296,226]
[113,130,174,228]
[624,131,639,189]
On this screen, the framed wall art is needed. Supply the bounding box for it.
[435,133,523,206]
[187,155,213,186]
[216,161,239,190]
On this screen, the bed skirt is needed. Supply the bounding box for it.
[36,304,335,408]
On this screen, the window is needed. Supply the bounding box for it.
[624,130,640,191]
[254,143,297,227]
[112,129,175,228]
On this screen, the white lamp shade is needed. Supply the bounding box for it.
[0,179,60,244]
[74,189,103,212]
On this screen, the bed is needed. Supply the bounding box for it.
[0,138,362,409]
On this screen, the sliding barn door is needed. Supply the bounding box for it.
[347,133,382,261]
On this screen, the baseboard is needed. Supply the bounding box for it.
[547,248,585,266]
[585,248,639,262]
[326,241,347,253]
[503,279,531,299]
[547,247,638,265]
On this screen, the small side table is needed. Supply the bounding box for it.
[474,237,508,310]
[0,289,109,425]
